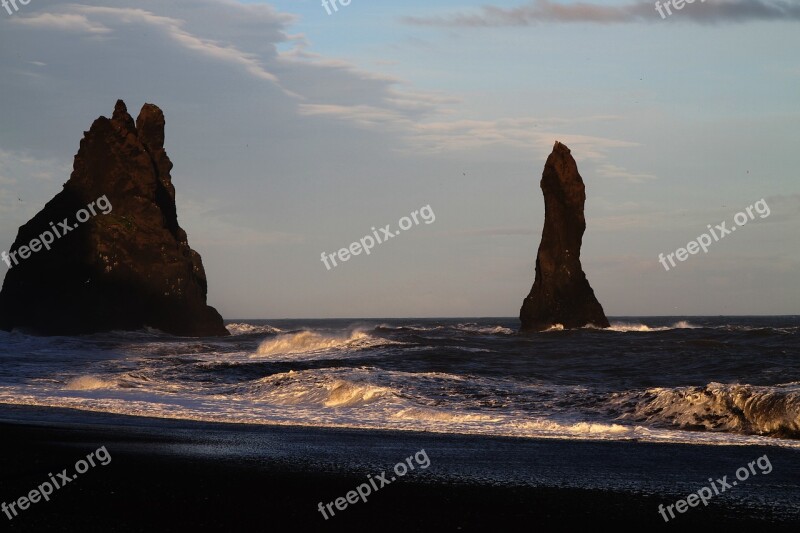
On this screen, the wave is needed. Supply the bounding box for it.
[717,324,799,335]
[253,330,393,358]
[391,406,501,424]
[246,370,397,408]
[3,368,800,447]
[452,323,515,335]
[608,382,800,438]
[64,376,117,391]
[226,323,283,336]
[241,370,635,437]
[375,323,514,335]
[512,419,633,436]
[374,324,444,332]
[605,320,699,332]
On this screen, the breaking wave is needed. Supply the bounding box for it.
[64,376,116,391]
[605,321,699,332]
[254,330,391,357]
[2,317,798,446]
[453,323,515,335]
[375,324,443,332]
[245,370,397,408]
[226,323,283,335]
[608,382,800,438]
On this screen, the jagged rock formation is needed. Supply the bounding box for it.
[520,141,610,332]
[0,100,229,337]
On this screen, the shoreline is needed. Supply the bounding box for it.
[2,405,798,530]
[2,399,795,449]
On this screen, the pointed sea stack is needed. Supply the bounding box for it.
[520,141,610,332]
[0,100,229,337]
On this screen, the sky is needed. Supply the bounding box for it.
[0,0,798,319]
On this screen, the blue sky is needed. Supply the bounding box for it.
[1,0,798,318]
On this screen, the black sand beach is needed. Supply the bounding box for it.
[1,406,797,531]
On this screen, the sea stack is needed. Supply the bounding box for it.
[0,100,229,337]
[520,141,610,332]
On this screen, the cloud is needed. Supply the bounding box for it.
[296,107,639,158]
[0,149,70,185]
[170,197,306,248]
[592,212,673,231]
[2,0,641,167]
[0,150,72,220]
[761,193,800,223]
[409,119,640,157]
[73,5,294,93]
[298,103,414,131]
[596,164,657,183]
[8,2,306,97]
[12,13,112,34]
[445,227,537,237]
[402,0,800,27]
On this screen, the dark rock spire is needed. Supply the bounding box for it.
[520,141,610,332]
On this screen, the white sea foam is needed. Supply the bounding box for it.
[226,323,283,335]
[453,323,515,335]
[2,380,798,448]
[608,382,800,437]
[376,324,444,332]
[64,376,116,391]
[1,318,798,449]
[253,330,392,358]
[243,369,397,408]
[605,321,700,332]
[512,419,633,436]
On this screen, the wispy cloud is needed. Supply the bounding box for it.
[12,13,112,34]
[176,198,306,248]
[297,105,649,176]
[7,1,645,167]
[0,150,72,219]
[445,227,537,237]
[12,4,302,97]
[596,164,657,183]
[73,6,292,90]
[403,0,800,27]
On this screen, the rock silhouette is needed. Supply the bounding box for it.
[0,100,228,337]
[520,141,610,332]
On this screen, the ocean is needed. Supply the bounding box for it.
[1,316,798,448]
